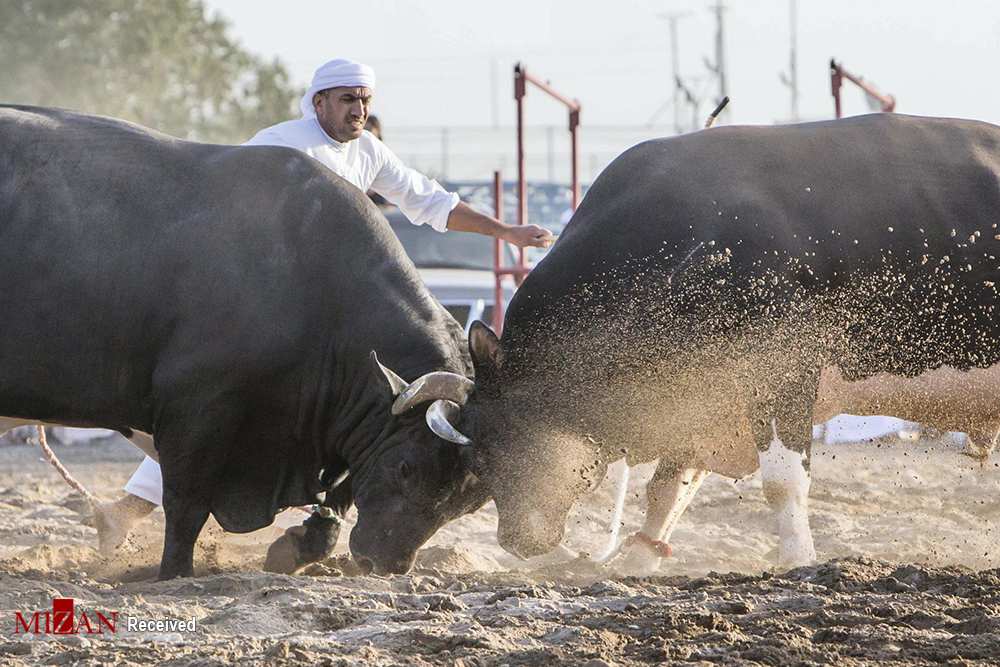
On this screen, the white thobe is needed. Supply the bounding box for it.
[245,118,459,231]
[124,118,461,506]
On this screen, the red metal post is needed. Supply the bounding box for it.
[514,65,527,275]
[569,108,580,209]
[492,170,505,335]
[514,62,582,238]
[830,59,895,118]
[499,63,581,328]
[830,58,843,118]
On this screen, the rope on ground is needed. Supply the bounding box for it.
[34,425,98,503]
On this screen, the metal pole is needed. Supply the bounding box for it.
[830,59,896,118]
[492,170,505,334]
[830,60,843,118]
[570,108,580,210]
[713,1,728,108]
[514,63,527,272]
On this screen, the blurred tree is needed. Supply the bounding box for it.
[0,0,299,143]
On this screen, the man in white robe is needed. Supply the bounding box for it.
[94,58,553,553]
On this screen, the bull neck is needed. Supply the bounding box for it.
[314,118,349,153]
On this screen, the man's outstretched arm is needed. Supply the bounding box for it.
[446,202,553,248]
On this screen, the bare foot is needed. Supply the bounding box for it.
[92,494,156,556]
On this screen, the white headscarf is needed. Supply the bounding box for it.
[299,59,377,119]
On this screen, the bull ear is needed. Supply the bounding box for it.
[469,321,502,372]
[370,351,409,397]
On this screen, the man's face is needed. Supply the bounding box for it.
[313,86,372,143]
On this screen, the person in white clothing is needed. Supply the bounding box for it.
[93,58,554,555]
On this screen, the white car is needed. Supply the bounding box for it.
[386,207,517,333]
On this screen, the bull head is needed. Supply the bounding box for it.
[372,352,473,445]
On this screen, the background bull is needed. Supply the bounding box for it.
[458,113,1000,570]
[0,105,485,578]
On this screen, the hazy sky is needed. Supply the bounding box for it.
[203,1,999,130]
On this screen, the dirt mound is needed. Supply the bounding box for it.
[1,432,999,663]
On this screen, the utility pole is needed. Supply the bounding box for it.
[658,11,691,134]
[704,1,728,116]
[779,0,799,121]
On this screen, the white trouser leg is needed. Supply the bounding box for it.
[123,456,163,506]
[759,419,816,570]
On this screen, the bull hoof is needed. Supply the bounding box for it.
[614,535,671,577]
[263,526,307,574]
[615,551,662,577]
[777,542,817,571]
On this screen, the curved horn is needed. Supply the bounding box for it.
[426,399,471,446]
[391,371,474,415]
[372,351,409,396]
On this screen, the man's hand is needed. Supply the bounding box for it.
[502,223,555,248]
[446,202,555,248]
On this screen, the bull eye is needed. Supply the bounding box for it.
[399,460,412,481]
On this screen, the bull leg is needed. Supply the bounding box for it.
[615,464,709,575]
[264,473,352,574]
[591,458,631,562]
[962,424,1000,465]
[155,409,234,580]
[301,476,350,562]
[758,417,816,570]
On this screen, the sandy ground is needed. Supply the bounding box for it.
[1,427,1000,665]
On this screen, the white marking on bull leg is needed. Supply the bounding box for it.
[614,467,709,575]
[592,459,630,562]
[759,419,816,570]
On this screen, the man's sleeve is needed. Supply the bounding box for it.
[370,144,459,233]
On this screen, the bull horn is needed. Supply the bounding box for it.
[426,399,471,446]
[372,352,409,396]
[391,371,474,415]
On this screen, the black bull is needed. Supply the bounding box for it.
[0,106,485,578]
[462,113,1000,563]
